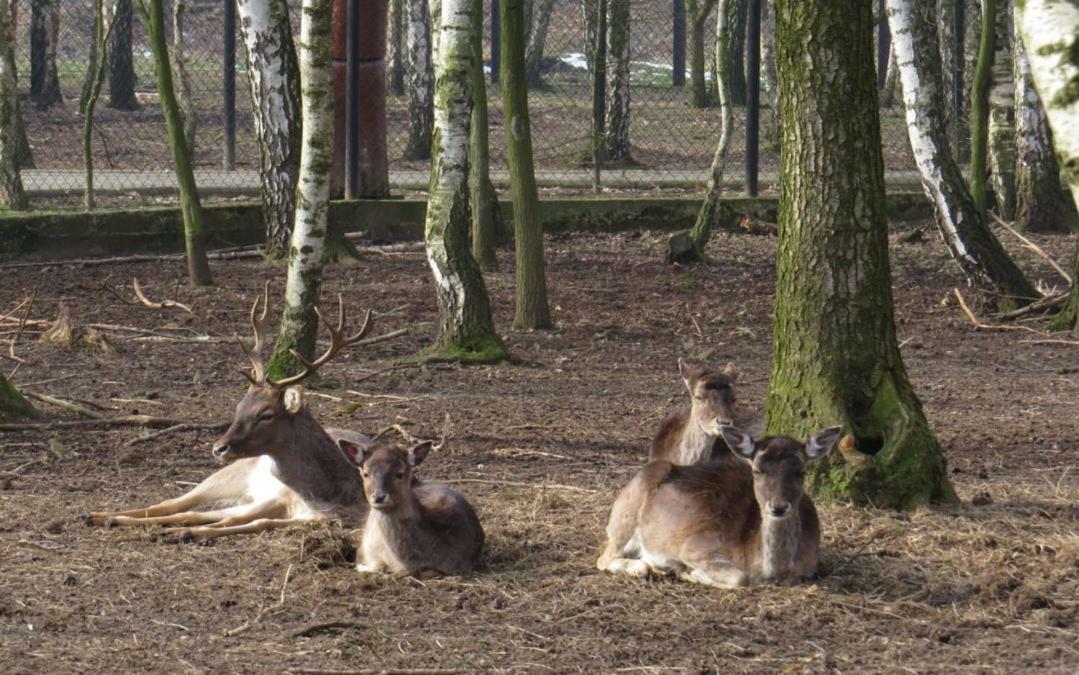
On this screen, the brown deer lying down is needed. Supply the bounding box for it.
[86,290,375,542]
[649,358,745,465]
[598,425,842,587]
[342,437,484,577]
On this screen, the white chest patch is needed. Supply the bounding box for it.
[246,455,289,505]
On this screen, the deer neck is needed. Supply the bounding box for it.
[366,491,422,543]
[758,508,802,581]
[672,413,716,465]
[271,412,364,508]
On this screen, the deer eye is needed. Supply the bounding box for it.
[360,470,368,478]
[257,411,275,423]
[395,472,404,480]
[752,468,762,476]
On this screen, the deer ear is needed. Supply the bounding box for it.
[805,426,843,460]
[678,358,704,389]
[282,386,304,414]
[720,425,755,460]
[336,439,370,466]
[407,441,433,467]
[722,362,740,382]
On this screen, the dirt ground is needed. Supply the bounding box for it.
[1,225,1076,673]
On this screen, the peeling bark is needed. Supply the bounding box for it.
[887,0,1038,307]
[237,0,302,259]
[404,0,435,160]
[0,0,26,209]
[768,0,955,509]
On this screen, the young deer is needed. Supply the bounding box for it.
[599,425,842,587]
[649,358,744,465]
[341,437,484,577]
[87,291,376,542]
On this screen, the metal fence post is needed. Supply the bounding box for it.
[223,0,236,171]
[672,0,685,87]
[490,0,500,84]
[744,0,760,196]
[592,0,607,192]
[345,0,361,198]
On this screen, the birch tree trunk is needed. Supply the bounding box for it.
[29,0,61,109]
[767,0,955,509]
[581,0,597,72]
[1012,14,1076,233]
[987,2,1015,221]
[603,0,632,162]
[266,0,334,377]
[404,0,435,160]
[717,0,746,106]
[0,0,27,209]
[1015,1,1079,331]
[172,0,197,154]
[687,0,718,108]
[887,0,1038,307]
[424,0,505,361]
[470,0,501,271]
[237,0,302,260]
[108,0,140,110]
[524,0,555,86]
[502,0,551,329]
[969,0,996,214]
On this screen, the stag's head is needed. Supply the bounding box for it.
[212,287,372,463]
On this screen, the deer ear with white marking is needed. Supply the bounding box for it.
[282,385,304,414]
[336,439,368,466]
[407,441,433,467]
[719,425,755,460]
[805,426,843,460]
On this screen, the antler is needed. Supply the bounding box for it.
[238,283,271,384]
[268,294,373,388]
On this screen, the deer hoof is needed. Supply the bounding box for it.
[178,530,196,544]
[105,517,119,529]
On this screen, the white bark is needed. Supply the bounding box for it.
[1015,0,1079,209]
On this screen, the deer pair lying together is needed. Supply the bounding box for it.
[87,291,483,578]
[597,359,842,588]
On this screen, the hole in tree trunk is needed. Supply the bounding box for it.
[855,435,884,456]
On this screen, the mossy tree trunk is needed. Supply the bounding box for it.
[523,0,555,86]
[767,0,956,509]
[108,0,141,111]
[404,0,434,160]
[171,0,197,154]
[603,0,632,162]
[137,0,213,287]
[29,0,61,110]
[0,0,27,209]
[501,0,551,329]
[687,0,717,108]
[888,0,1038,308]
[1016,1,1079,332]
[1012,7,1077,233]
[937,0,965,157]
[237,0,302,259]
[423,0,505,361]
[716,0,746,106]
[470,0,500,271]
[265,0,334,378]
[969,0,996,214]
[0,372,35,422]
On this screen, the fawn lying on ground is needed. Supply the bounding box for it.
[341,436,484,577]
[599,425,842,587]
[649,358,746,465]
[86,290,375,542]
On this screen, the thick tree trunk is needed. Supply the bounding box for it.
[237,0,302,260]
[717,0,746,106]
[581,0,597,72]
[266,0,334,377]
[603,0,632,162]
[139,0,213,287]
[424,0,504,361]
[501,0,551,329]
[969,0,996,214]
[29,0,61,109]
[1012,16,1076,233]
[0,0,26,209]
[389,0,406,95]
[172,0,197,154]
[1015,1,1079,331]
[0,372,36,421]
[523,0,555,86]
[987,2,1014,221]
[687,0,717,108]
[108,0,140,110]
[404,0,434,160]
[768,0,955,509]
[470,0,500,271]
[887,0,1038,307]
[938,0,961,156]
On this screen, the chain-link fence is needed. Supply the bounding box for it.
[10,0,916,209]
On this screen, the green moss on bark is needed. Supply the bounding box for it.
[0,374,37,422]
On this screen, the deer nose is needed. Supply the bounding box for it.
[212,442,230,458]
[371,494,388,505]
[770,503,790,518]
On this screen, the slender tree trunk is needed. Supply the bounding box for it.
[1012,15,1076,233]
[687,0,718,108]
[717,0,746,106]
[1015,1,1079,331]
[138,0,213,287]
[81,10,101,110]
[404,0,434,160]
[424,0,504,361]
[524,0,555,86]
[501,0,551,329]
[172,0,197,154]
[768,0,955,509]
[389,0,406,95]
[470,0,500,271]
[29,0,61,109]
[0,372,36,421]
[265,0,334,377]
[603,0,632,162]
[969,0,996,214]
[759,0,778,146]
[887,0,1038,307]
[108,0,140,110]
[0,0,27,209]
[880,42,899,108]
[581,0,597,72]
[237,0,302,260]
[986,3,1014,221]
[938,0,960,156]
[83,0,116,211]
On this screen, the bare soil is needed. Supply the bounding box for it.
[1,226,1076,672]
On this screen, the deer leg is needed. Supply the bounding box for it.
[87,492,215,526]
[102,506,251,528]
[597,477,648,571]
[167,516,316,542]
[679,539,748,589]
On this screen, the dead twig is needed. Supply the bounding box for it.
[989,212,1072,284]
[953,289,1049,336]
[1021,338,1079,347]
[997,292,1069,321]
[291,620,367,638]
[23,391,105,419]
[6,290,35,365]
[124,422,224,447]
[131,277,194,314]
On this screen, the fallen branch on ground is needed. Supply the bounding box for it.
[1021,338,1079,347]
[997,292,1068,321]
[953,289,1049,336]
[989,213,1072,284]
